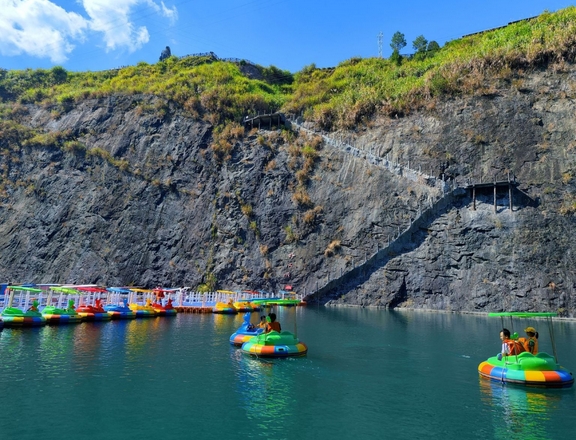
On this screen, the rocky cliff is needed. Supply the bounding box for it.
[2,64,576,315]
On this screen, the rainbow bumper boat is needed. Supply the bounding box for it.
[213,302,238,314]
[478,311,574,388]
[104,303,137,319]
[1,286,47,327]
[241,331,307,358]
[152,299,177,317]
[1,306,46,327]
[1,287,47,327]
[479,352,574,388]
[76,305,112,321]
[41,289,82,324]
[129,299,158,318]
[229,313,263,346]
[42,306,82,324]
[233,301,254,313]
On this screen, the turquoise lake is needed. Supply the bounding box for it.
[1,307,575,440]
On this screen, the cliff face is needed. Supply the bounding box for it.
[2,64,576,315]
[321,65,576,315]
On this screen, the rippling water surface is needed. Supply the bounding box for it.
[1,307,575,439]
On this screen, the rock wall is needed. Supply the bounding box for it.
[2,64,576,315]
[319,66,576,316]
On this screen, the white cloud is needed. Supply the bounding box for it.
[0,0,178,62]
[160,1,178,24]
[82,0,178,53]
[0,0,88,63]
[82,0,149,52]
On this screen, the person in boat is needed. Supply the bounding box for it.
[497,328,525,360]
[257,315,267,329]
[265,313,281,333]
[521,326,539,354]
[27,300,39,312]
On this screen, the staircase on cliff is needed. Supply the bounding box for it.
[245,112,522,304]
[285,116,464,303]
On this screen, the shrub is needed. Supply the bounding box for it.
[284,224,298,243]
[324,240,341,257]
[241,203,253,217]
[303,205,323,224]
[292,189,313,207]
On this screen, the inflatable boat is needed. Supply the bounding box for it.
[241,330,307,358]
[478,312,573,388]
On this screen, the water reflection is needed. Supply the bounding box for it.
[479,379,564,439]
[231,348,297,430]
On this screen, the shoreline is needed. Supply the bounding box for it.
[323,304,576,321]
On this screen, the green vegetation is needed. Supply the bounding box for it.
[2,7,576,134]
[284,7,576,129]
[0,56,292,126]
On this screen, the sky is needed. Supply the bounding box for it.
[0,0,575,73]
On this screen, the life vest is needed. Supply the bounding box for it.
[504,338,525,355]
[525,337,539,354]
[518,336,539,354]
[266,321,281,333]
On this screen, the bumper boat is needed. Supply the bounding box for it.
[42,287,82,324]
[1,307,46,327]
[233,301,254,313]
[230,312,264,346]
[241,330,308,358]
[76,299,112,321]
[213,301,238,314]
[152,299,177,316]
[1,286,47,327]
[104,298,136,319]
[478,312,574,388]
[152,289,177,316]
[129,298,158,318]
[42,303,82,324]
[479,352,574,387]
[105,288,136,319]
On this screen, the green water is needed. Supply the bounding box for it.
[1,307,575,439]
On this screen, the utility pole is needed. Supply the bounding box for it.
[378,32,383,58]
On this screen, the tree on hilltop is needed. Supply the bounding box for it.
[390,31,406,66]
[390,31,407,52]
[427,41,440,53]
[413,35,428,53]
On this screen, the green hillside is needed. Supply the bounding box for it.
[2,6,576,130]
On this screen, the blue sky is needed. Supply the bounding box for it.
[0,0,574,73]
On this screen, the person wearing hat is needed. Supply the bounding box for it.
[522,326,539,354]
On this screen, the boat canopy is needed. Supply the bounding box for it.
[107,287,132,294]
[50,287,80,295]
[76,286,108,293]
[7,286,43,293]
[488,312,557,318]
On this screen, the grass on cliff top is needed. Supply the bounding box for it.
[0,56,292,125]
[1,7,576,129]
[284,6,576,129]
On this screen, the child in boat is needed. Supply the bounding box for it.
[520,326,539,354]
[497,328,525,360]
[265,313,281,333]
[257,315,267,329]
